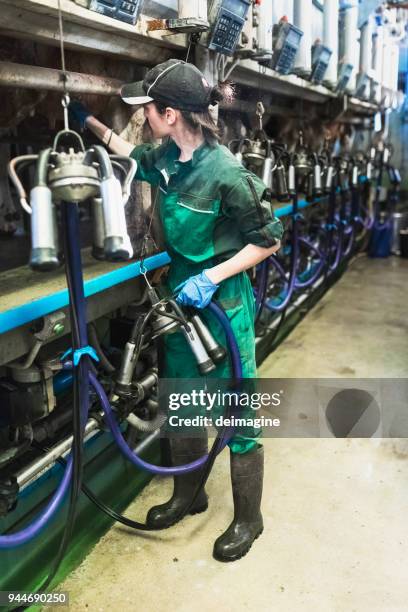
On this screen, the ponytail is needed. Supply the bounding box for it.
[209,81,236,106]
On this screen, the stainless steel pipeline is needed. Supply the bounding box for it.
[17,418,99,489]
[0,61,122,96]
[16,366,159,489]
[17,419,160,491]
[131,429,161,455]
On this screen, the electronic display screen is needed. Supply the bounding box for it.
[222,0,248,19]
[320,49,331,62]
[286,29,301,45]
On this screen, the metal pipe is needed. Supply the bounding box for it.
[257,0,273,55]
[388,42,400,92]
[134,429,161,454]
[17,418,99,489]
[373,24,384,85]
[323,0,339,88]
[372,22,384,103]
[293,0,313,77]
[274,196,325,219]
[360,17,373,75]
[0,61,122,96]
[17,418,160,491]
[343,0,359,92]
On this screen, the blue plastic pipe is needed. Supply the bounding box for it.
[0,458,73,549]
[274,196,324,219]
[91,301,243,476]
[262,195,300,312]
[294,237,326,288]
[0,204,90,550]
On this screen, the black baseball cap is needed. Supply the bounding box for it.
[120,59,213,112]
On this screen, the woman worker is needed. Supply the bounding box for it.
[70,59,283,562]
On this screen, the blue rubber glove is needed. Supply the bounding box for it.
[175,270,219,309]
[68,100,91,130]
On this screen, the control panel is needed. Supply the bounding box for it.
[208,0,251,56]
[355,72,370,99]
[271,20,303,75]
[310,43,332,85]
[88,0,144,25]
[336,62,353,94]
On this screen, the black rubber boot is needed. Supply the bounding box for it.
[213,445,264,562]
[146,435,209,529]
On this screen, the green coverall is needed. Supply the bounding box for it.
[130,139,283,453]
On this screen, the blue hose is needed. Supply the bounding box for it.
[0,458,73,549]
[0,204,89,550]
[294,237,326,289]
[0,293,243,550]
[262,194,300,312]
[92,301,243,475]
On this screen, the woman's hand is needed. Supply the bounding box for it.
[175,270,219,309]
[175,242,281,308]
[205,241,281,285]
[68,100,92,130]
[68,99,134,156]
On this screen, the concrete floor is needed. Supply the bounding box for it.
[52,256,408,612]
[259,255,408,379]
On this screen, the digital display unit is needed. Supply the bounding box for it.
[89,0,144,26]
[208,0,251,56]
[311,43,333,84]
[336,62,353,93]
[271,21,303,75]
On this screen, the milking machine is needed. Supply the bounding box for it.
[3,114,243,605]
[369,142,401,257]
[252,126,380,340]
[259,131,325,316]
[1,121,140,605]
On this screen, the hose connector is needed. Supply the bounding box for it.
[190,314,227,364]
[180,321,215,375]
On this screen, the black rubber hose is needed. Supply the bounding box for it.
[88,323,116,374]
[34,302,238,534]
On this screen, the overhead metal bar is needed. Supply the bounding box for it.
[0,61,122,95]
